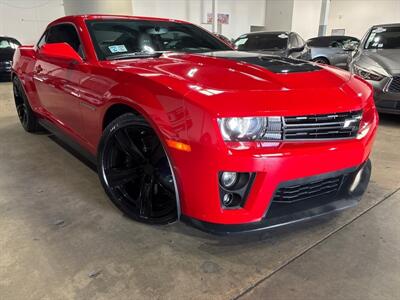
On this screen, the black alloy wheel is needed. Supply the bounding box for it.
[98,113,178,224]
[13,77,41,132]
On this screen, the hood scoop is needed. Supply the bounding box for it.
[199,51,321,74]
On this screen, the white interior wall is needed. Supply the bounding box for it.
[0,0,64,44]
[132,0,267,39]
[265,0,294,32]
[291,0,322,39]
[327,0,400,39]
[63,0,132,15]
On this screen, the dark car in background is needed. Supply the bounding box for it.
[233,31,311,60]
[307,35,359,68]
[349,23,400,115]
[0,36,21,80]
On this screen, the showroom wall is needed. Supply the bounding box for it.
[291,0,322,39]
[0,0,64,44]
[132,0,267,40]
[132,0,322,40]
[327,0,400,39]
[63,0,132,15]
[264,0,294,32]
[1,0,399,46]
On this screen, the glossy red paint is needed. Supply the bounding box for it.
[12,15,378,228]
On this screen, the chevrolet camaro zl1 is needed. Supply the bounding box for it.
[12,15,378,234]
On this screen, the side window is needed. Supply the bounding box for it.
[296,34,305,47]
[46,24,84,58]
[37,31,47,48]
[290,34,300,48]
[330,40,343,48]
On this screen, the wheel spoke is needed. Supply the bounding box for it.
[138,175,155,218]
[158,181,175,198]
[150,142,165,164]
[114,129,146,162]
[106,166,142,187]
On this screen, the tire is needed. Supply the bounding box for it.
[13,77,41,132]
[97,113,178,224]
[312,57,330,65]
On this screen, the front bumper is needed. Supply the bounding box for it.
[170,107,377,233]
[182,160,371,235]
[369,77,400,115]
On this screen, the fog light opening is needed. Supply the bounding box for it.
[220,172,238,188]
[222,193,234,206]
[350,168,363,193]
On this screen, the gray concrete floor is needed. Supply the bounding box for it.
[0,80,399,300]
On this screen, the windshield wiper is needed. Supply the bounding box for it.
[106,52,164,61]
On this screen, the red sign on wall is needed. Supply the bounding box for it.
[207,13,230,24]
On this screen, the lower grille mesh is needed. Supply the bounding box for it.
[388,76,400,93]
[273,176,343,203]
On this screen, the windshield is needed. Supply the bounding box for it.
[364,26,400,49]
[0,38,20,50]
[234,33,288,51]
[86,20,231,60]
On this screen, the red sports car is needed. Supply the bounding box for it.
[12,15,378,234]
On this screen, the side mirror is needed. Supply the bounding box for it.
[288,45,305,54]
[38,43,83,63]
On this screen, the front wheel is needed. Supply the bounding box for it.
[97,113,178,224]
[13,77,41,132]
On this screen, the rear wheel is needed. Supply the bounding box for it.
[97,113,178,224]
[13,77,41,132]
[312,57,330,65]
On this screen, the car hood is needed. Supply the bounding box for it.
[360,49,400,73]
[104,51,369,115]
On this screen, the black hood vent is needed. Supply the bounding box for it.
[200,51,321,74]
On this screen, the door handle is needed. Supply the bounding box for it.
[35,65,43,73]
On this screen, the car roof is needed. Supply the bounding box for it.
[243,31,290,37]
[49,14,191,27]
[308,35,358,41]
[371,23,400,28]
[0,36,19,40]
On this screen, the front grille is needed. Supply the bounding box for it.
[283,111,362,140]
[388,76,400,93]
[376,100,400,111]
[273,175,343,204]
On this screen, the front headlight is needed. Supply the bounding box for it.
[218,117,282,141]
[353,65,385,81]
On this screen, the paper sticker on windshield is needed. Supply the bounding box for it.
[278,34,288,39]
[372,27,387,33]
[108,45,128,53]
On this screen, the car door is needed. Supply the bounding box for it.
[329,39,350,68]
[33,23,86,140]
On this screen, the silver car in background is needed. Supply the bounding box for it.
[307,36,359,69]
[349,24,400,115]
[233,31,311,61]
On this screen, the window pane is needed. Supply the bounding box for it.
[86,20,231,60]
[365,26,400,49]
